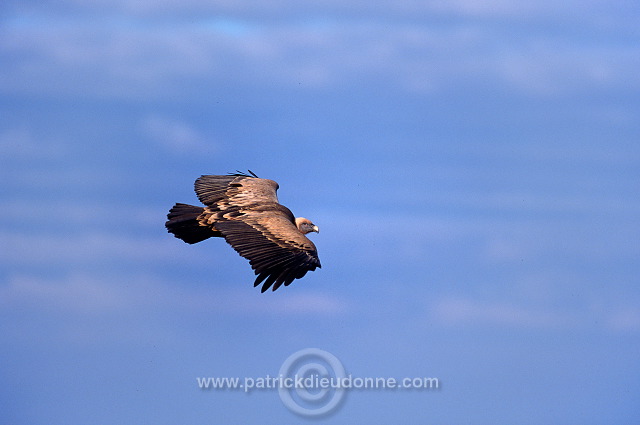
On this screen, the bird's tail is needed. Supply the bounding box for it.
[165,203,213,244]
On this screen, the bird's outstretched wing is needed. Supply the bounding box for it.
[194,172,279,207]
[194,174,320,291]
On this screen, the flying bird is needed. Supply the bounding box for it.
[165,171,321,292]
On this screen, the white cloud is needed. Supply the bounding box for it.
[23,0,637,23]
[428,296,640,334]
[141,114,216,153]
[0,273,132,314]
[496,41,640,96]
[0,127,67,159]
[0,230,200,267]
[430,296,578,329]
[0,272,347,348]
[1,199,160,228]
[2,5,638,99]
[606,308,640,332]
[0,272,348,317]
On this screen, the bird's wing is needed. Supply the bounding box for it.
[214,208,321,292]
[194,174,279,208]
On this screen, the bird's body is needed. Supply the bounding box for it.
[165,171,320,292]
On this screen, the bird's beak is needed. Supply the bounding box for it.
[312,225,319,233]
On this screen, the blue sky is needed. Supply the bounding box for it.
[1,0,639,423]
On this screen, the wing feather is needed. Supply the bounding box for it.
[195,174,279,207]
[214,217,320,292]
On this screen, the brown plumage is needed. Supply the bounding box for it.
[165,171,321,292]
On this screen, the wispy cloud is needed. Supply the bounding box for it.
[141,114,216,154]
[1,199,160,228]
[606,308,640,332]
[0,272,348,317]
[0,272,347,350]
[2,5,638,100]
[10,0,638,23]
[429,296,640,333]
[0,231,196,267]
[0,127,67,159]
[430,296,578,328]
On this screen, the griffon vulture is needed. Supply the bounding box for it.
[165,171,320,292]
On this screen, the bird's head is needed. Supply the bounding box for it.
[295,217,319,235]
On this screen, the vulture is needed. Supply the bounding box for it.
[165,171,321,292]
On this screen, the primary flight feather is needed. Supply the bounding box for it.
[165,171,321,292]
